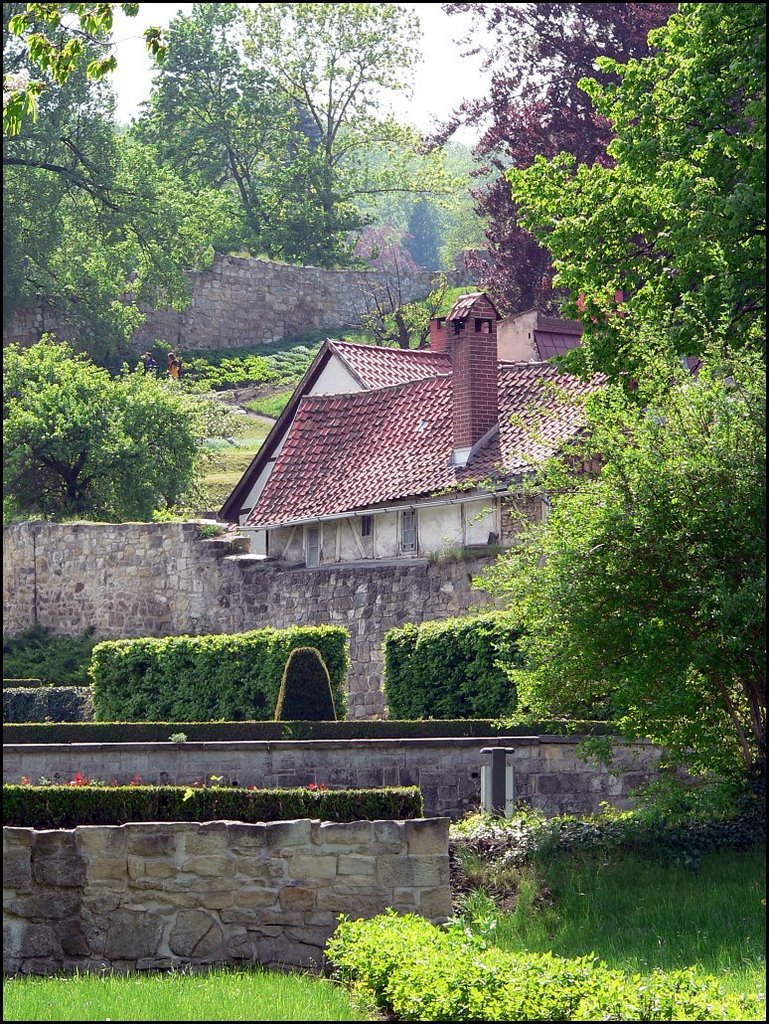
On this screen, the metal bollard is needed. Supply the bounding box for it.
[480,746,516,815]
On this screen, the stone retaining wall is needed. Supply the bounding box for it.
[3,521,497,718]
[3,817,451,975]
[3,737,665,819]
[3,253,456,351]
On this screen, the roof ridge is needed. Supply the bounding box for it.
[331,339,452,358]
[299,372,452,405]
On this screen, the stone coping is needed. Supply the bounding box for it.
[1,734,654,755]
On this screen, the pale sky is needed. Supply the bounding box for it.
[109,3,490,142]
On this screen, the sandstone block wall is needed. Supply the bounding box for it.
[3,522,497,718]
[3,817,451,975]
[3,253,457,352]
[3,737,665,819]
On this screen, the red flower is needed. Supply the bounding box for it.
[19,776,31,786]
[69,771,91,786]
[128,774,143,786]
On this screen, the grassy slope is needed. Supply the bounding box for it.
[459,847,766,1001]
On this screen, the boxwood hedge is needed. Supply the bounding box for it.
[2,784,423,829]
[383,613,524,719]
[2,686,94,723]
[90,626,349,722]
[3,720,609,744]
[327,911,763,1021]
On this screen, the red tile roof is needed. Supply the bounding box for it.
[247,362,602,528]
[330,340,452,389]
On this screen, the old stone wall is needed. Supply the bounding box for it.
[3,817,451,975]
[3,253,456,352]
[3,522,497,718]
[3,737,665,819]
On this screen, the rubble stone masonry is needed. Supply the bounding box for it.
[3,521,496,718]
[3,817,452,975]
[3,253,453,351]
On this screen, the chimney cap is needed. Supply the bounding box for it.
[446,291,500,321]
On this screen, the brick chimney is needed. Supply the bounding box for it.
[428,315,447,352]
[442,292,500,466]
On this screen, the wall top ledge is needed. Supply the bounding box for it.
[1,734,650,756]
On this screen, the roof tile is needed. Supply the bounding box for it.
[248,362,602,528]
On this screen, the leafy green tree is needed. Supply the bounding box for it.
[4,5,233,360]
[405,199,441,271]
[508,3,766,380]
[479,353,766,781]
[136,3,305,260]
[3,338,237,522]
[242,2,445,267]
[3,2,164,135]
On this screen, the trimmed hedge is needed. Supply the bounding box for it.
[2,678,43,688]
[327,911,763,1021]
[2,784,423,829]
[275,646,337,721]
[2,719,611,744]
[383,613,523,719]
[2,625,98,686]
[90,626,350,722]
[2,686,93,724]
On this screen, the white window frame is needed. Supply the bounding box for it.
[306,526,320,567]
[400,508,417,553]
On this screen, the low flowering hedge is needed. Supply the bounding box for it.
[326,910,764,1021]
[2,783,423,829]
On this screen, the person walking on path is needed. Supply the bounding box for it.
[167,351,182,380]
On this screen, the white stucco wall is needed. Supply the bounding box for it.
[464,498,499,544]
[263,498,503,566]
[497,309,538,362]
[311,358,362,395]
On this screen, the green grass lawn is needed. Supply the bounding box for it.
[457,846,766,1002]
[198,412,273,511]
[2,966,371,1022]
[244,387,295,419]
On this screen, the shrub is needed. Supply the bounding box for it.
[90,626,349,722]
[383,613,523,719]
[2,678,43,688]
[2,784,423,829]
[451,803,766,869]
[2,626,98,686]
[275,646,337,721]
[2,686,93,723]
[3,719,609,744]
[326,910,763,1021]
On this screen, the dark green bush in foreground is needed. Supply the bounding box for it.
[384,613,523,719]
[90,626,349,722]
[2,785,422,829]
[2,686,93,723]
[326,910,763,1021]
[274,646,337,721]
